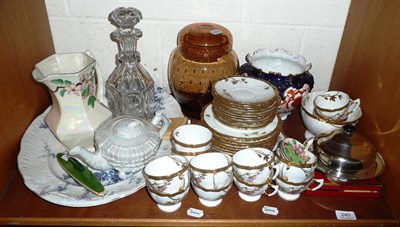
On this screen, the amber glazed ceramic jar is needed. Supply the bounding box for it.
[168,22,239,118]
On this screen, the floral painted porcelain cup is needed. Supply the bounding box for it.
[276,138,318,183]
[143,155,190,212]
[314,91,360,123]
[232,148,279,202]
[189,152,233,207]
[171,124,212,161]
[275,174,323,201]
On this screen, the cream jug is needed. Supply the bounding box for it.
[32,52,112,151]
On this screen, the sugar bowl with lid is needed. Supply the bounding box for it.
[69,112,170,179]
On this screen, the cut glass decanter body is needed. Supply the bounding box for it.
[106,7,155,120]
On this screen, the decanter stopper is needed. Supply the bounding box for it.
[106,7,156,120]
[109,7,142,29]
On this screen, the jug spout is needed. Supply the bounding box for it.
[32,68,47,82]
[69,146,112,171]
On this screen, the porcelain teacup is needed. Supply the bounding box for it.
[314,91,360,123]
[275,175,324,201]
[276,138,318,183]
[143,155,190,212]
[232,148,279,202]
[189,152,233,207]
[171,124,212,161]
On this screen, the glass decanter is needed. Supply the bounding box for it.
[106,7,155,120]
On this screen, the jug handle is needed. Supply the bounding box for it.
[151,112,171,138]
[85,50,105,103]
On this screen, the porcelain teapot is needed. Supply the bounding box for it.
[69,112,170,179]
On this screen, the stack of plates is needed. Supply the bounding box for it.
[201,76,282,155]
[212,77,280,129]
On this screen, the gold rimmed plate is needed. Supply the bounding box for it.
[202,104,280,139]
[213,77,278,105]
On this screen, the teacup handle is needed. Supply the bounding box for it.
[85,50,105,103]
[264,183,279,197]
[151,112,171,138]
[271,165,279,181]
[213,169,233,191]
[213,173,219,190]
[278,163,290,180]
[347,98,361,113]
[307,178,324,191]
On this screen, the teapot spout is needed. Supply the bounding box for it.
[69,146,112,171]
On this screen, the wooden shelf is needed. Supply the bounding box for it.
[0,111,397,226]
[0,1,399,226]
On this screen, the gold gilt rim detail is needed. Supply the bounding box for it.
[275,153,317,168]
[234,174,274,187]
[146,184,188,197]
[276,175,313,186]
[171,147,211,156]
[189,162,233,174]
[145,164,189,180]
[301,106,359,125]
[191,179,233,192]
[171,133,211,148]
[211,76,279,106]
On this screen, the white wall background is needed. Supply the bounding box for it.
[45,0,351,92]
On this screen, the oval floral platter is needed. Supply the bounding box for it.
[17,87,183,207]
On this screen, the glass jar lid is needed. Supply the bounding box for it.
[178,22,233,62]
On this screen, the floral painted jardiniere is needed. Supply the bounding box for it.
[239,48,314,120]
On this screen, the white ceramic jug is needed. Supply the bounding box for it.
[32,52,112,151]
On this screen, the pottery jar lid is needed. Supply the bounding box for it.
[313,125,377,175]
[178,22,233,62]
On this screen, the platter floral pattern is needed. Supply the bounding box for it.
[17,87,182,207]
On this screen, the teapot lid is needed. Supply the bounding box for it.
[313,125,377,174]
[95,116,159,148]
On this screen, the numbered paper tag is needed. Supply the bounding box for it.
[210,29,223,35]
[335,210,357,220]
[187,208,204,218]
[262,206,279,216]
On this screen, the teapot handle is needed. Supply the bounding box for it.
[85,50,105,103]
[151,112,171,138]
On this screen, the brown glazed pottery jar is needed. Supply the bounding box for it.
[168,22,239,118]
